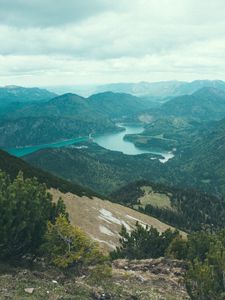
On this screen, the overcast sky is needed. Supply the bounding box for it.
[0,0,225,87]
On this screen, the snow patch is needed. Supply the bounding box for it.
[99,209,131,230]
[99,225,115,236]
[91,236,116,249]
[126,215,142,222]
[126,214,148,228]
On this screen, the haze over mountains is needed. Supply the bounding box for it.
[0,85,57,116]
[88,80,225,99]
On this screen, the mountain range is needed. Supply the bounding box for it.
[160,87,225,120]
[94,79,225,99]
[0,91,153,147]
[0,85,57,103]
[0,85,57,116]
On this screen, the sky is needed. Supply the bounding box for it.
[0,0,225,87]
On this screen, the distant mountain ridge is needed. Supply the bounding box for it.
[8,91,151,119]
[0,85,57,103]
[160,87,225,120]
[0,85,57,116]
[95,80,225,99]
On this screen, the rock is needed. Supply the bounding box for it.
[135,274,145,283]
[99,293,112,299]
[91,290,112,300]
[129,296,138,300]
[24,288,34,294]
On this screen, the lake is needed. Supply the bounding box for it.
[94,124,174,163]
[5,124,174,163]
[5,137,89,157]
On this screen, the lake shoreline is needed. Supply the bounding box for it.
[5,124,175,163]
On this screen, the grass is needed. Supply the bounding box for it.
[0,259,188,299]
[137,186,172,209]
[50,188,181,253]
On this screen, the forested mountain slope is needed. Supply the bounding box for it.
[7,91,151,120]
[0,85,57,116]
[160,87,225,120]
[167,117,225,195]
[0,149,97,197]
[0,91,153,148]
[0,85,57,103]
[23,143,163,195]
[112,180,225,232]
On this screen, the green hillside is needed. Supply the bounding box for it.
[161,87,225,120]
[0,91,153,148]
[112,180,225,232]
[23,143,164,196]
[0,149,98,197]
[0,116,117,148]
[89,91,152,118]
[0,86,57,116]
[167,118,225,195]
[0,85,56,103]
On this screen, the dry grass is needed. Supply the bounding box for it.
[50,189,183,252]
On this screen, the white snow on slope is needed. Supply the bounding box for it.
[99,209,131,230]
[99,225,115,236]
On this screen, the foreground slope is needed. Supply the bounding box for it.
[50,188,183,252]
[0,257,188,299]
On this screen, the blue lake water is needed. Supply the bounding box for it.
[5,137,89,157]
[94,125,174,163]
[5,124,174,163]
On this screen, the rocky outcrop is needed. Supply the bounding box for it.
[112,258,188,299]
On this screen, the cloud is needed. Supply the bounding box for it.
[0,0,225,85]
[0,0,124,28]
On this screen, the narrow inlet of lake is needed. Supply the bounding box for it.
[94,124,174,163]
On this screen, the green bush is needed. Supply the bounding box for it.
[111,222,179,260]
[42,215,104,270]
[0,170,66,259]
[171,230,225,299]
[166,235,188,260]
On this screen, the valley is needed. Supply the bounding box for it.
[2,81,225,198]
[6,123,174,162]
[2,80,225,299]
[2,2,225,298]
